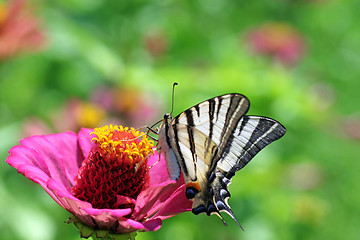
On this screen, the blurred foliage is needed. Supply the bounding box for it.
[1,0,360,239]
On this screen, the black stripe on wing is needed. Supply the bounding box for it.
[173,93,250,174]
[172,117,189,176]
[225,116,286,177]
[202,116,286,228]
[221,115,249,162]
[215,96,223,122]
[185,109,198,177]
[213,94,250,166]
[208,98,216,148]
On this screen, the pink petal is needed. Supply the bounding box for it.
[14,163,64,207]
[6,133,84,206]
[148,153,171,186]
[47,178,96,228]
[77,128,94,160]
[111,209,133,218]
[115,219,145,234]
[125,219,145,229]
[151,184,192,220]
[47,178,90,208]
[17,132,80,189]
[47,178,78,200]
[16,164,49,185]
[8,143,50,176]
[133,179,183,220]
[81,208,133,229]
[48,178,137,231]
[143,218,162,231]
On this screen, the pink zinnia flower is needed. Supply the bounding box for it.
[0,0,45,60]
[245,22,306,66]
[6,124,191,239]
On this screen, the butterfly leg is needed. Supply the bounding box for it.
[147,134,159,142]
[146,126,159,134]
[145,126,160,142]
[135,124,160,142]
[148,150,162,170]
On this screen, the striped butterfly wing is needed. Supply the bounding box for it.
[208,115,286,227]
[161,93,286,227]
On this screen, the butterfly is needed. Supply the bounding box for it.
[151,92,286,228]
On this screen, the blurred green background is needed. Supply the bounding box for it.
[1,0,360,239]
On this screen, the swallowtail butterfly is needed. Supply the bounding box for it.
[152,90,286,228]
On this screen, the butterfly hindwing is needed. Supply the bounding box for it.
[217,115,287,177]
[167,124,221,215]
[209,116,286,227]
[169,124,218,181]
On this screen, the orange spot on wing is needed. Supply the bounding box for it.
[186,182,201,192]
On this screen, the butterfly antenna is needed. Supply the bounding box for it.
[170,82,178,115]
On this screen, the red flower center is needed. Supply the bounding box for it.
[72,125,154,209]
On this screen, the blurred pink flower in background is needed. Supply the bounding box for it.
[245,22,306,66]
[91,86,162,127]
[341,116,360,140]
[0,0,45,60]
[22,98,107,137]
[53,99,107,132]
[7,125,191,239]
[22,85,162,137]
[143,30,168,58]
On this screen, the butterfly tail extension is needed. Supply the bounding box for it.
[189,171,244,228]
[190,191,229,226]
[213,170,245,230]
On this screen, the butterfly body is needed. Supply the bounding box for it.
[157,93,286,227]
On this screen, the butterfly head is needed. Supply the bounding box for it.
[163,113,173,124]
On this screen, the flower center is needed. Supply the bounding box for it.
[72,125,154,209]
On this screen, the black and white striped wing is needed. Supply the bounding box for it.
[209,115,286,227]
[174,93,250,166]
[168,93,286,227]
[216,115,286,177]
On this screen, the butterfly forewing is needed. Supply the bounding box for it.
[175,94,250,154]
